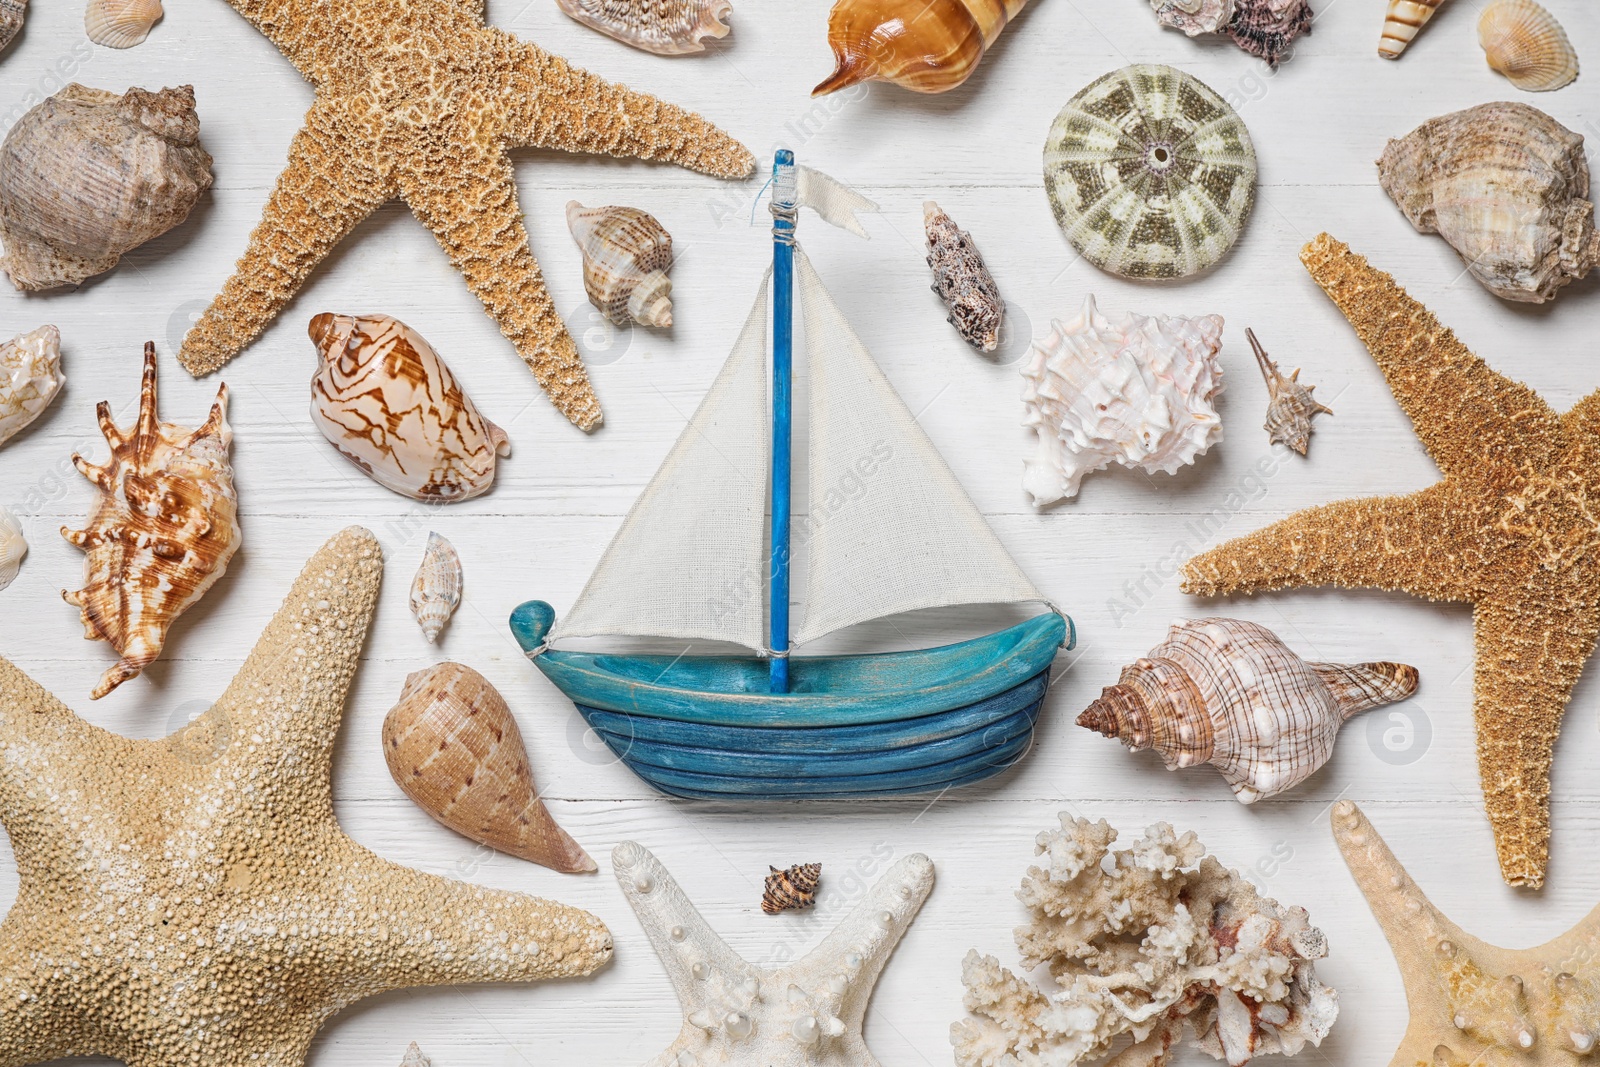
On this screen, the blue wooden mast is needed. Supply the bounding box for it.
[769,150,797,693]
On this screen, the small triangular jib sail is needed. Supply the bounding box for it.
[793,250,1045,645]
[549,272,772,651]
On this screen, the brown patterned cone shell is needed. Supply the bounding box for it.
[924,201,1004,352]
[309,313,511,501]
[814,0,1029,95]
[1077,618,1418,802]
[1249,328,1331,456]
[555,0,732,55]
[761,862,821,914]
[1380,0,1447,57]
[61,343,239,700]
[0,84,211,291]
[382,662,597,874]
[565,202,674,329]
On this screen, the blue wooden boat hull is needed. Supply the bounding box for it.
[510,603,1072,800]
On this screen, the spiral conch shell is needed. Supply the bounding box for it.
[566,202,673,329]
[0,508,25,592]
[555,0,731,54]
[1249,328,1330,456]
[1021,295,1224,505]
[63,344,239,700]
[814,0,1029,95]
[309,314,510,501]
[409,532,461,643]
[1478,0,1577,92]
[1079,618,1419,802]
[1378,102,1600,303]
[0,84,212,291]
[383,663,597,874]
[0,325,64,449]
[85,0,163,47]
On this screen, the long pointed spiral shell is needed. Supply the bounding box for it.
[566,202,674,329]
[1379,0,1446,58]
[409,532,461,643]
[814,0,1030,96]
[85,0,163,47]
[0,325,64,449]
[1478,0,1577,92]
[1249,328,1331,455]
[555,0,731,55]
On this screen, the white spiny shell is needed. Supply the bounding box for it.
[0,325,63,448]
[1020,295,1224,505]
[566,202,674,328]
[1379,0,1445,58]
[0,507,25,591]
[1078,618,1419,802]
[1150,0,1234,37]
[1478,0,1577,92]
[85,0,162,47]
[409,532,461,643]
[556,0,731,54]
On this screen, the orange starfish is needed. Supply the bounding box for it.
[178,0,755,431]
[1184,234,1600,889]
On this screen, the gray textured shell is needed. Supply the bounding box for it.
[0,0,26,54]
[924,201,1004,352]
[1044,64,1257,280]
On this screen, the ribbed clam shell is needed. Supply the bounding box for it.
[382,663,597,874]
[1379,0,1446,58]
[0,508,25,591]
[1478,0,1577,92]
[0,0,28,54]
[566,202,674,329]
[924,202,1003,353]
[408,532,461,643]
[61,344,239,700]
[0,325,64,449]
[1045,65,1256,279]
[85,0,163,47]
[814,0,1029,94]
[1249,328,1330,455]
[555,0,731,55]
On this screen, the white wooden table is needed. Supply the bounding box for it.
[1,0,1598,1063]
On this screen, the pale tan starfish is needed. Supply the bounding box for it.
[0,528,612,1066]
[178,0,756,431]
[1184,234,1600,889]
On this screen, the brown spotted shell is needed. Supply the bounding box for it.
[566,202,674,328]
[62,343,239,700]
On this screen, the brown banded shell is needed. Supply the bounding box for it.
[384,663,596,873]
[1248,329,1330,456]
[566,202,674,329]
[62,344,239,700]
[1478,0,1577,92]
[85,0,163,47]
[409,532,461,643]
[814,0,1029,95]
[1380,0,1446,58]
[309,314,511,501]
[924,202,1004,353]
[762,862,821,914]
[555,0,731,54]
[0,84,212,291]
[1078,618,1418,802]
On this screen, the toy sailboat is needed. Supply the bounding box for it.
[512,153,1072,800]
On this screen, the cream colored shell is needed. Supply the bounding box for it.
[566,202,674,329]
[0,324,63,448]
[409,531,462,643]
[555,0,731,54]
[1379,0,1446,58]
[0,507,25,591]
[400,1045,432,1067]
[1478,0,1577,92]
[1249,328,1330,455]
[85,0,163,47]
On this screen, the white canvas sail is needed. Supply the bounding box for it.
[792,250,1045,645]
[549,272,772,651]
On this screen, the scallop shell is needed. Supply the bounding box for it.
[0,84,212,291]
[309,314,511,501]
[1478,0,1577,92]
[409,532,461,643]
[1020,294,1224,505]
[0,508,25,592]
[1078,618,1419,802]
[566,202,674,329]
[555,0,731,54]
[1378,102,1600,303]
[62,343,239,700]
[924,201,1004,353]
[0,325,64,449]
[814,0,1029,95]
[382,663,597,874]
[1249,328,1330,456]
[1379,0,1446,58]
[85,0,162,47]
[1045,65,1257,280]
[0,0,28,55]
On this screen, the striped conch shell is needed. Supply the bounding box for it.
[409,532,461,643]
[1478,0,1577,92]
[85,0,163,47]
[761,862,821,914]
[383,663,597,874]
[62,344,239,700]
[0,0,27,55]
[814,0,1029,95]
[0,325,64,449]
[1379,0,1446,58]
[1078,618,1419,802]
[555,0,731,55]
[566,202,674,329]
[309,314,510,501]
[0,507,25,592]
[1249,328,1330,455]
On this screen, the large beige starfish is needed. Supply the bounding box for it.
[177,0,756,431]
[0,527,612,1066]
[1331,801,1600,1067]
[1183,234,1600,890]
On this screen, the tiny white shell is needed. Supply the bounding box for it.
[0,325,64,449]
[400,1043,431,1067]
[0,507,26,591]
[409,532,462,643]
[85,0,162,47]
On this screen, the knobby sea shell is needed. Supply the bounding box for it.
[0,0,26,55]
[85,0,163,47]
[409,531,461,643]
[1021,295,1224,505]
[566,202,674,329]
[0,325,64,449]
[0,84,212,291]
[1478,0,1577,92]
[1078,618,1419,802]
[1249,328,1330,456]
[383,663,597,874]
[555,0,731,54]
[1150,0,1313,68]
[309,314,511,501]
[762,862,821,914]
[924,201,1004,353]
[1379,0,1445,58]
[400,1044,431,1067]
[813,0,1029,95]
[1378,102,1600,303]
[63,344,239,700]
[1046,65,1257,280]
[0,508,25,591]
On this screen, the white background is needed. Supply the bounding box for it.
[0,0,1597,1064]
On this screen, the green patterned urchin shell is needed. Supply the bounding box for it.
[1045,64,1257,280]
